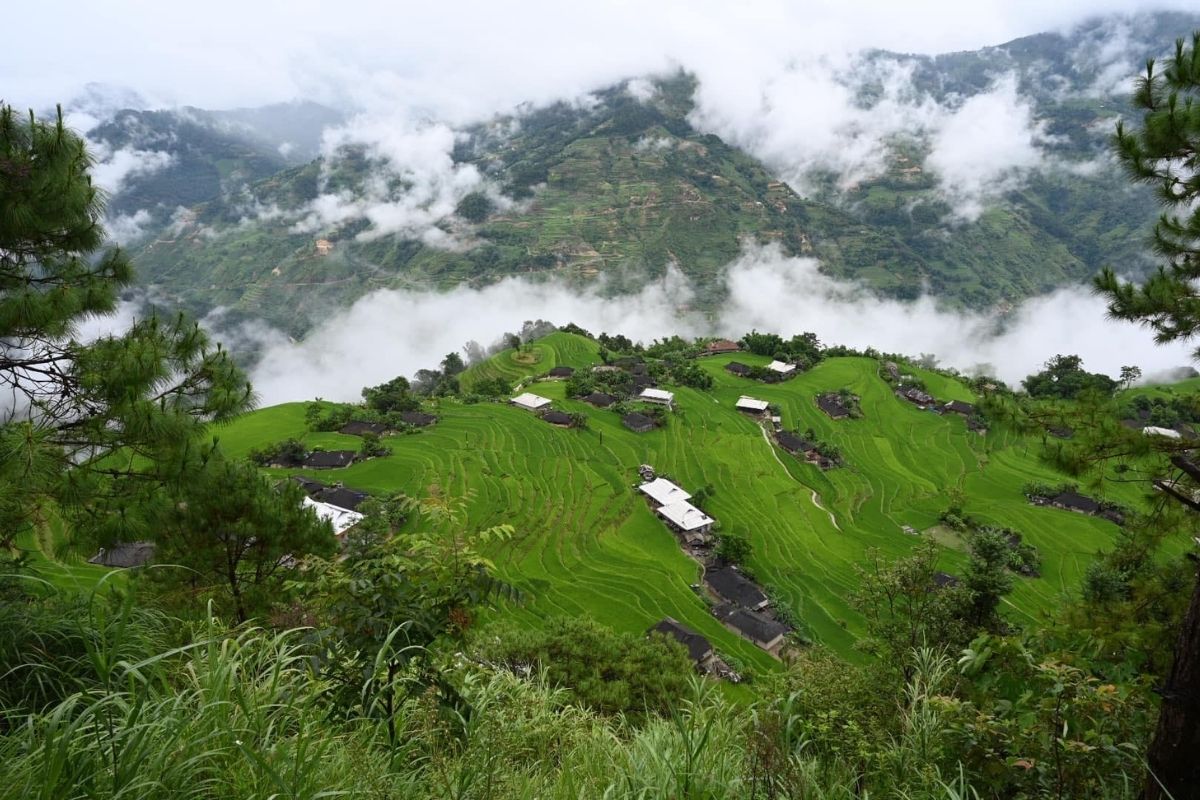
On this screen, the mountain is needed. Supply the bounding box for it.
[102,12,1199,336]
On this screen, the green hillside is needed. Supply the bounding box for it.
[215,332,1138,671]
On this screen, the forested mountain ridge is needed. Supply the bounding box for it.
[90,12,1200,336]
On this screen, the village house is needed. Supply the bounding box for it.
[540,409,575,427]
[776,430,818,459]
[816,394,852,420]
[510,392,552,411]
[1047,426,1074,439]
[725,361,751,377]
[648,618,715,670]
[705,565,770,611]
[1144,425,1183,440]
[713,603,788,653]
[302,450,357,469]
[638,387,675,408]
[399,411,437,427]
[339,420,389,437]
[735,395,770,415]
[583,391,617,408]
[656,501,715,543]
[291,475,327,495]
[943,400,975,417]
[302,496,364,537]
[314,238,334,256]
[313,486,370,511]
[623,412,658,433]
[1049,491,1101,515]
[591,364,621,374]
[547,365,575,379]
[638,477,692,506]
[704,339,741,355]
[932,571,961,589]
[897,386,935,407]
[767,360,797,377]
[88,541,155,568]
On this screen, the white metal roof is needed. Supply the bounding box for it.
[639,387,675,402]
[510,392,551,410]
[1143,426,1182,439]
[638,477,691,507]
[657,500,715,531]
[736,396,769,412]
[767,360,796,374]
[303,496,364,536]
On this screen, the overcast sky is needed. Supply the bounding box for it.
[5,0,1196,116]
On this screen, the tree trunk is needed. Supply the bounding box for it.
[1143,563,1200,800]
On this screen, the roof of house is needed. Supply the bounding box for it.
[900,386,934,403]
[776,431,815,454]
[705,565,769,609]
[932,571,960,589]
[706,339,741,353]
[314,486,369,511]
[511,392,552,410]
[583,391,616,407]
[1144,426,1183,439]
[639,387,675,403]
[291,475,326,495]
[767,360,796,374]
[303,450,357,469]
[339,420,389,436]
[88,541,155,568]
[548,366,575,377]
[400,411,437,427]
[713,603,789,646]
[817,394,850,418]
[1047,426,1074,439]
[623,412,657,432]
[657,500,715,532]
[736,396,769,412]
[1053,491,1101,513]
[944,400,975,415]
[302,496,364,536]
[649,618,714,662]
[639,477,692,506]
[541,410,574,426]
[725,361,751,376]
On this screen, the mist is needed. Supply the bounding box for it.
[245,244,1196,405]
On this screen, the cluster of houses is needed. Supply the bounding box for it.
[816,392,855,420]
[638,476,715,548]
[775,430,838,470]
[892,378,986,433]
[338,411,437,437]
[724,360,798,383]
[1028,488,1125,524]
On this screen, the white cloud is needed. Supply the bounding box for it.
[105,209,154,245]
[88,143,175,195]
[244,243,1196,404]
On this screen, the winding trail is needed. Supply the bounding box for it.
[757,423,842,532]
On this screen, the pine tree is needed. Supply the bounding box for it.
[0,105,251,550]
[1094,33,1200,800]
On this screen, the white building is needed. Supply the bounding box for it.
[767,360,796,375]
[303,496,364,537]
[1144,426,1183,439]
[510,392,552,411]
[656,500,715,533]
[639,477,692,507]
[735,395,769,413]
[638,387,675,407]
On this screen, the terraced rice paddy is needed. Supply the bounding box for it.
[214,332,1140,673]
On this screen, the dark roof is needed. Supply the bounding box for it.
[944,400,975,415]
[583,391,616,407]
[899,386,934,404]
[548,366,575,377]
[649,618,713,663]
[817,394,850,419]
[541,410,574,426]
[631,374,655,389]
[705,565,769,609]
[706,339,741,353]
[725,361,751,376]
[339,420,389,436]
[88,541,155,568]
[400,411,437,427]
[1047,426,1074,439]
[776,431,815,455]
[622,412,657,432]
[1052,491,1101,514]
[713,603,789,645]
[314,486,370,511]
[291,475,326,495]
[302,450,356,469]
[630,363,649,376]
[932,571,960,589]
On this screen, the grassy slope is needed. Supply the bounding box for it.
[214,333,1136,672]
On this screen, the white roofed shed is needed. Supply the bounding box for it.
[736,396,769,413]
[511,392,552,411]
[638,477,692,507]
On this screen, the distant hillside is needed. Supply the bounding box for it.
[103,12,1199,335]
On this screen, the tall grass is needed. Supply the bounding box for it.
[0,599,1141,799]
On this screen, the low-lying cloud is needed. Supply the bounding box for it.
[243,244,1196,405]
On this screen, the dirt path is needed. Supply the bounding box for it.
[757,424,841,532]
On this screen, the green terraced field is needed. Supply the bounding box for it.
[215,332,1141,673]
